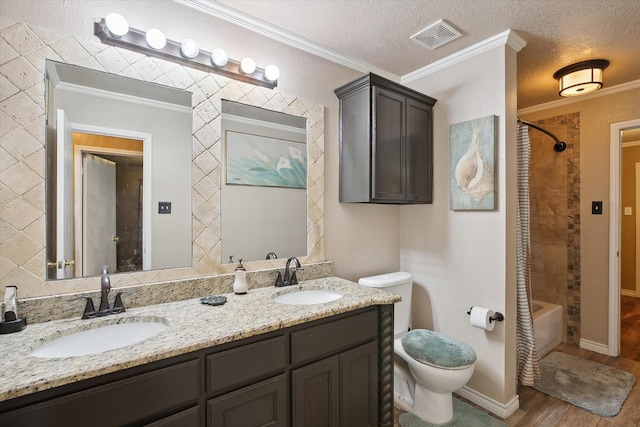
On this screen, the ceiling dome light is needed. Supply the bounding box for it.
[240,57,256,74]
[180,39,199,59]
[211,48,228,67]
[264,65,280,82]
[105,13,129,37]
[553,59,610,97]
[145,29,166,50]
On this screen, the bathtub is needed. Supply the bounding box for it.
[531,299,563,357]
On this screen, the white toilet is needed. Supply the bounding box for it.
[359,272,476,424]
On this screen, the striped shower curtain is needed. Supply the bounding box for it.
[516,124,540,386]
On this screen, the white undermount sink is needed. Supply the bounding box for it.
[29,320,167,358]
[272,289,343,305]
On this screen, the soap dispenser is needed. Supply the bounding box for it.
[3,285,18,322]
[233,259,248,294]
[0,285,27,334]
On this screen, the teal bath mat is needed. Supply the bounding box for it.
[534,351,636,417]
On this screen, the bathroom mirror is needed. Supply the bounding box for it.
[44,58,321,282]
[45,60,193,280]
[221,100,307,262]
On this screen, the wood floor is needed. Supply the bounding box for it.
[393,342,640,427]
[621,295,640,361]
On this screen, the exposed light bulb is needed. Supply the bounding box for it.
[146,29,166,50]
[105,13,129,37]
[264,65,280,82]
[240,57,256,74]
[180,39,199,59]
[211,48,228,67]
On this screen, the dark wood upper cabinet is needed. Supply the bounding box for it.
[335,73,437,204]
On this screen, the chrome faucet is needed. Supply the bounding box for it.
[72,265,130,319]
[99,265,111,311]
[275,257,301,287]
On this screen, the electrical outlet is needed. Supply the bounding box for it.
[158,201,171,214]
[592,201,602,215]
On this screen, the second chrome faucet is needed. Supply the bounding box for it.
[275,257,302,287]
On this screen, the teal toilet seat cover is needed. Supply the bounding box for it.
[401,329,477,368]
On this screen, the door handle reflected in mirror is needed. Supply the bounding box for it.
[47,260,75,269]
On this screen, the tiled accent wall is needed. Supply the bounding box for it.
[528,113,580,345]
[0,21,325,298]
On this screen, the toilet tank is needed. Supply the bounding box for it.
[358,272,412,337]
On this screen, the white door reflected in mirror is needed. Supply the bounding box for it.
[83,153,117,276]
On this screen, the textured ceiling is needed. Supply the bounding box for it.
[205,0,640,109]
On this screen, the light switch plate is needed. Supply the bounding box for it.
[592,201,602,215]
[158,201,171,214]
[625,207,633,216]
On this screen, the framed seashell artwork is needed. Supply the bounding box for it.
[450,115,497,210]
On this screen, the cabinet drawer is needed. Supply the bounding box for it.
[207,335,286,394]
[145,405,200,427]
[0,359,200,427]
[207,374,287,427]
[291,310,377,365]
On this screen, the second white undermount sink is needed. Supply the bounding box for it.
[29,320,167,358]
[272,289,343,305]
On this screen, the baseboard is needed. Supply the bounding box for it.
[621,288,640,297]
[580,338,610,355]
[455,386,520,419]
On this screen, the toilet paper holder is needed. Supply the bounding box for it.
[466,307,504,323]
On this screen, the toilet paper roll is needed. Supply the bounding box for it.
[470,306,496,331]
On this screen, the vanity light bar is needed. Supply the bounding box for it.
[94,18,278,89]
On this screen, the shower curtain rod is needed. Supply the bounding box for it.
[517,119,567,152]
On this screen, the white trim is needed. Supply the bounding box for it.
[580,338,610,355]
[176,0,526,86]
[609,118,640,357]
[223,114,307,136]
[636,162,640,297]
[70,123,153,272]
[402,30,526,84]
[518,79,640,115]
[58,82,193,114]
[456,386,519,420]
[175,0,398,81]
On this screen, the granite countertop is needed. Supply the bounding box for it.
[0,277,399,402]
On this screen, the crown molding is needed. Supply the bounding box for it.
[224,114,307,136]
[518,79,640,115]
[402,29,526,84]
[58,82,193,114]
[175,0,399,81]
[176,1,529,86]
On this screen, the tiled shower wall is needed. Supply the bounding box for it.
[528,113,581,345]
[0,21,325,298]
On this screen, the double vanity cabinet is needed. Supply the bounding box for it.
[0,304,395,427]
[335,73,437,204]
